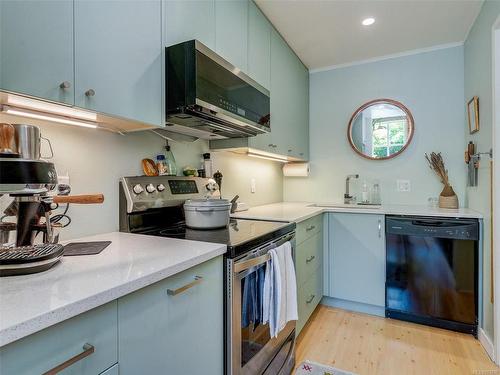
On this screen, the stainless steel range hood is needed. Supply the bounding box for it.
[165,40,271,140]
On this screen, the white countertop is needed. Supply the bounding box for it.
[0,232,226,347]
[232,202,483,223]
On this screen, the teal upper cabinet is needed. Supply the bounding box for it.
[287,57,309,160]
[326,213,385,307]
[215,0,248,71]
[248,1,271,89]
[270,29,295,156]
[74,0,162,125]
[165,0,216,49]
[0,0,74,104]
[118,257,223,375]
[210,26,309,161]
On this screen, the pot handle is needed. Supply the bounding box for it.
[40,136,54,159]
[195,207,215,212]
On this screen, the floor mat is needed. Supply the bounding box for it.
[295,360,357,375]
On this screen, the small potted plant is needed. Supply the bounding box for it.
[425,152,459,209]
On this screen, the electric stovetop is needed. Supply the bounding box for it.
[141,218,295,258]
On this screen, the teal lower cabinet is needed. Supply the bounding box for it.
[324,213,386,315]
[0,302,118,375]
[295,215,323,335]
[100,364,119,375]
[118,256,224,375]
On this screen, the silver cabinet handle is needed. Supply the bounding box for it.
[306,225,316,232]
[59,81,71,89]
[306,255,315,263]
[306,295,315,304]
[378,220,382,238]
[85,89,95,97]
[43,343,94,375]
[167,276,203,296]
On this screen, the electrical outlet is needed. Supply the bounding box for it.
[397,179,411,192]
[250,178,256,194]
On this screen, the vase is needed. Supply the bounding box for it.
[439,184,459,209]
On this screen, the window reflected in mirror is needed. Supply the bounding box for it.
[348,99,414,160]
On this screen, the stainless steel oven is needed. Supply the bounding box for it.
[226,231,296,375]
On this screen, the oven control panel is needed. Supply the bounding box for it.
[120,176,220,213]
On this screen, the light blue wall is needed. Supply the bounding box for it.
[464,0,500,342]
[284,46,466,206]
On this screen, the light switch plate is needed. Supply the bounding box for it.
[397,179,411,192]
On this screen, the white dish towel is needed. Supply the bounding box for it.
[262,241,298,338]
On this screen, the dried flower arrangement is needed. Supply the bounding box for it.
[425,152,458,208]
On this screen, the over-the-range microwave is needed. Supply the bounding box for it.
[165,40,270,140]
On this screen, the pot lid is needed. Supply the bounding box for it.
[184,198,231,208]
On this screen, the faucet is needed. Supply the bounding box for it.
[344,174,359,204]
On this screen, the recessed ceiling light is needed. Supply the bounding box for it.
[362,17,375,26]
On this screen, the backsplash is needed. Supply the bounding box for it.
[0,117,284,240]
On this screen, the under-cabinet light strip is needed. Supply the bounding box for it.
[6,94,97,122]
[1,105,98,129]
[247,151,288,163]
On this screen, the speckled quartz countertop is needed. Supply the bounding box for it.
[231,202,483,223]
[0,232,226,347]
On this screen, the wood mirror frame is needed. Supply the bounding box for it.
[347,98,415,161]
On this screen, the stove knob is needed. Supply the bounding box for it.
[157,183,166,192]
[133,184,144,195]
[146,183,156,193]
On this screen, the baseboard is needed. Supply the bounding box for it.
[478,328,495,362]
[321,296,385,317]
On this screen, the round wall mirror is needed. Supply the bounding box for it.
[348,99,414,160]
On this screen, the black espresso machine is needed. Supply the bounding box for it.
[0,123,104,276]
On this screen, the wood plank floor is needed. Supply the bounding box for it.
[296,305,498,375]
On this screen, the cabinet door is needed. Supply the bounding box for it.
[165,0,215,49]
[215,0,248,71]
[248,1,270,89]
[328,213,385,307]
[295,61,309,160]
[118,257,223,375]
[74,0,162,125]
[0,0,74,104]
[270,29,295,156]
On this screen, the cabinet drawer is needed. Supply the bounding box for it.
[296,270,322,335]
[0,301,118,375]
[296,233,322,288]
[296,215,322,245]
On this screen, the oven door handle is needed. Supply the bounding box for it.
[234,253,270,273]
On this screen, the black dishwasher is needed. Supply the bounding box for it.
[385,216,479,336]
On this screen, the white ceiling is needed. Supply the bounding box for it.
[255,0,483,71]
